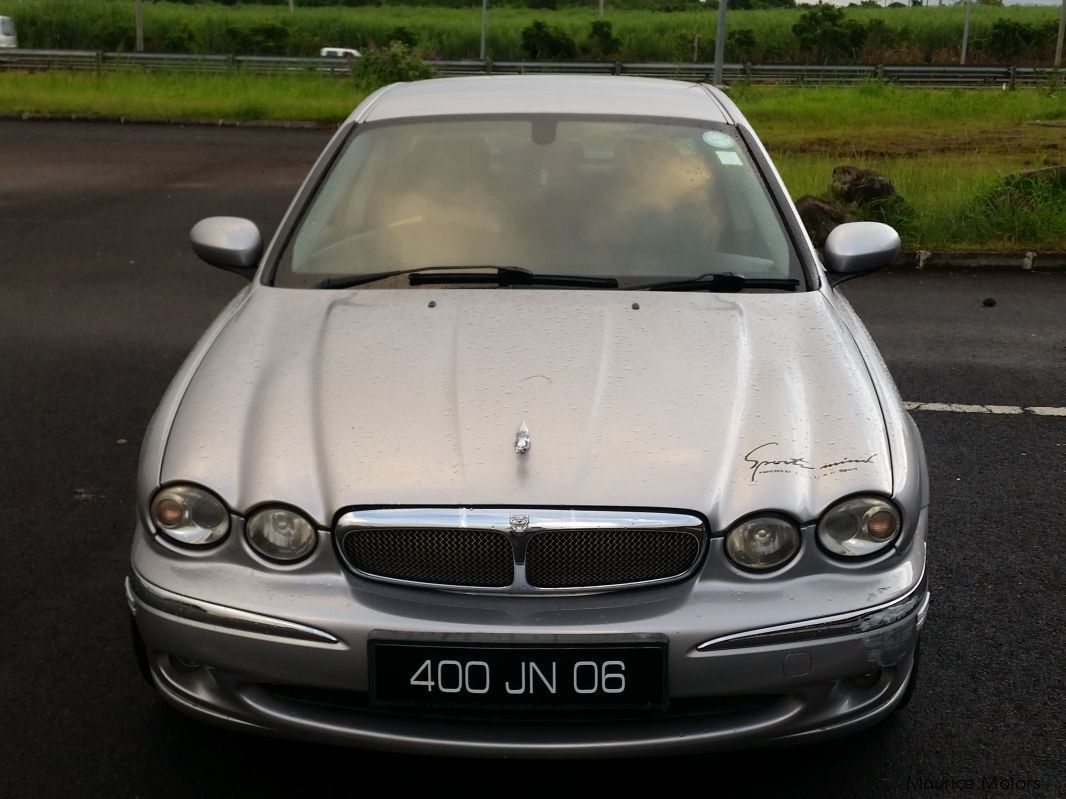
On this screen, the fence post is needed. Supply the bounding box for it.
[876,63,885,81]
[960,0,971,66]
[95,51,103,76]
[712,0,727,85]
[1055,0,1064,68]
[135,0,144,53]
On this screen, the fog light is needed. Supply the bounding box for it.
[246,507,317,562]
[725,516,800,571]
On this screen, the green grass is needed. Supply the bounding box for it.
[0,71,1062,249]
[742,84,1066,250]
[772,153,1066,250]
[0,0,1062,64]
[0,70,370,122]
[732,81,1066,147]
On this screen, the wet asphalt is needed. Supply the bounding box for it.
[0,121,1062,797]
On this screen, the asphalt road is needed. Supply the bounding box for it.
[1,121,1063,797]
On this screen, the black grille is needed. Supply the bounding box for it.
[341,528,513,587]
[525,529,700,588]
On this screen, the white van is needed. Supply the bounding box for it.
[319,46,361,60]
[0,16,17,48]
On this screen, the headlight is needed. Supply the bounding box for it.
[150,485,230,546]
[246,507,317,562]
[818,496,901,557]
[725,516,800,571]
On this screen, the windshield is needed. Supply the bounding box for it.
[274,116,803,290]
[0,18,14,36]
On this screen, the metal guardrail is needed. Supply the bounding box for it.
[0,49,358,75]
[0,49,1060,88]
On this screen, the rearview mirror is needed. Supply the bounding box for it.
[823,222,900,286]
[190,217,262,279]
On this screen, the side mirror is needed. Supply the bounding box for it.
[190,217,262,279]
[823,222,900,286]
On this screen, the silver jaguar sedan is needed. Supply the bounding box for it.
[127,76,929,756]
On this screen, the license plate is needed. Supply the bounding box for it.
[370,642,666,710]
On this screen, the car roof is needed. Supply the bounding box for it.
[354,76,734,126]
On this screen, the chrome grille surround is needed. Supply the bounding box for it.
[335,508,706,595]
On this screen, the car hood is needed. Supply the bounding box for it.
[161,287,891,529]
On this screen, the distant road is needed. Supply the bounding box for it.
[0,120,1062,797]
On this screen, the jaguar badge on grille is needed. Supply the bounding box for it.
[514,421,531,454]
[509,514,530,535]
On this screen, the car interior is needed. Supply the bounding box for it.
[287,119,792,283]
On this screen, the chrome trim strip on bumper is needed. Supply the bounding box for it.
[335,507,706,595]
[126,572,341,646]
[916,590,931,631]
[696,572,928,651]
[125,576,138,614]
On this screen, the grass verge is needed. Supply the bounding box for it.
[737,83,1066,250]
[0,70,370,123]
[0,72,1063,250]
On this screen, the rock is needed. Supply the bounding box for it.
[794,195,858,248]
[1014,165,1066,186]
[830,165,899,207]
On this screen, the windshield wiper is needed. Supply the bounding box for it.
[315,265,492,289]
[315,265,618,290]
[634,273,799,293]
[410,266,617,289]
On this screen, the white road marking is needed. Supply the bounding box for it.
[905,402,1066,416]
[1029,406,1066,417]
[984,405,1025,415]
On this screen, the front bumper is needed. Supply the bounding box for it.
[127,516,928,756]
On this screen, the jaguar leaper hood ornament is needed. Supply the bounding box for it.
[514,421,531,454]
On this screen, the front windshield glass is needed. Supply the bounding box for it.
[274,116,802,289]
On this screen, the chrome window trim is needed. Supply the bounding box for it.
[127,572,341,646]
[335,508,706,595]
[696,570,928,651]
